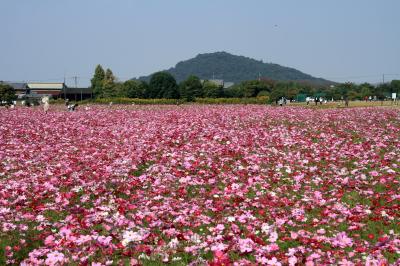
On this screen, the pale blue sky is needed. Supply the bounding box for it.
[1,0,399,86]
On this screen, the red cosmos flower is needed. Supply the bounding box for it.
[116,242,125,249]
[122,250,132,256]
[368,233,375,240]
[378,236,389,243]
[355,246,367,253]
[210,250,231,266]
[117,205,125,214]
[194,210,202,216]
[248,234,266,245]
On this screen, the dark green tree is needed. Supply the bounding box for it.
[149,72,179,99]
[179,75,203,101]
[334,82,356,100]
[224,84,244,98]
[270,86,285,102]
[0,84,16,105]
[269,84,286,102]
[241,80,271,98]
[91,64,105,98]
[119,80,146,98]
[359,83,373,99]
[203,80,223,98]
[390,80,400,94]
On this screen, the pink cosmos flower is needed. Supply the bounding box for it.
[267,257,282,266]
[332,232,353,248]
[238,238,254,253]
[45,251,65,266]
[288,256,297,266]
[369,171,379,177]
[44,235,55,246]
[268,231,278,242]
[290,231,298,239]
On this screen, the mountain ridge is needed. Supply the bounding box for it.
[136,52,333,86]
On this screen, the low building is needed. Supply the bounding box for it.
[2,81,92,101]
[61,87,93,101]
[26,82,65,99]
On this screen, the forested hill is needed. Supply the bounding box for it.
[137,52,333,85]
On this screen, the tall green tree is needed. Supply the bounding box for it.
[91,65,105,98]
[149,72,179,99]
[102,68,117,98]
[0,84,16,104]
[179,75,203,101]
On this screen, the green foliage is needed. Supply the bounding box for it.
[194,97,268,104]
[224,85,244,98]
[374,83,389,100]
[91,61,400,102]
[257,90,270,97]
[80,97,270,105]
[102,68,117,98]
[49,98,66,104]
[269,84,286,102]
[0,223,42,265]
[179,75,203,101]
[240,80,271,97]
[119,80,147,98]
[391,80,400,93]
[0,84,16,104]
[359,83,373,99]
[203,80,223,98]
[149,72,180,99]
[91,64,105,98]
[81,97,184,105]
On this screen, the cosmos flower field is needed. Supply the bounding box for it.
[0,105,399,265]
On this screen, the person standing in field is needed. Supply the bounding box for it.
[42,96,50,113]
[345,97,349,107]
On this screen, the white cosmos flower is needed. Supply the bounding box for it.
[261,223,271,234]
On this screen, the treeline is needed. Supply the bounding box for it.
[90,65,226,101]
[91,65,400,102]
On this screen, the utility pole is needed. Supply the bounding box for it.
[63,75,66,99]
[73,76,81,101]
[383,74,385,84]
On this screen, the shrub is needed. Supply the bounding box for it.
[80,97,185,105]
[49,98,66,105]
[194,97,268,104]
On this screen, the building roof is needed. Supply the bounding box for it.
[27,83,65,90]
